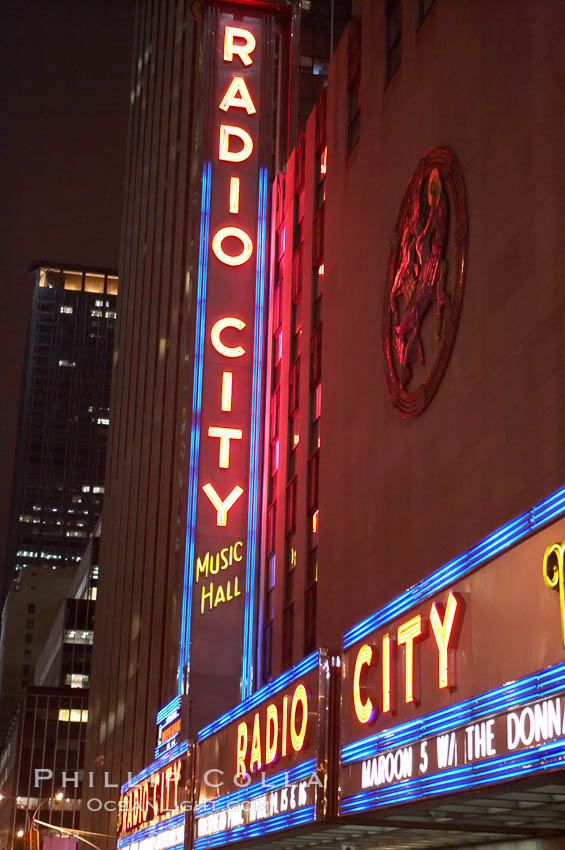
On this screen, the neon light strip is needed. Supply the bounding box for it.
[198,651,319,740]
[242,167,268,698]
[343,485,565,649]
[195,758,316,815]
[193,805,315,850]
[154,735,180,760]
[157,696,181,725]
[117,835,184,850]
[179,163,212,690]
[120,837,184,850]
[120,740,189,794]
[117,814,185,848]
[342,661,565,764]
[340,736,565,814]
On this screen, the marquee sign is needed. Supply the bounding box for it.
[117,741,190,850]
[193,650,337,849]
[340,493,565,816]
[180,3,269,719]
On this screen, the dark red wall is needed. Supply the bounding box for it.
[319,0,565,646]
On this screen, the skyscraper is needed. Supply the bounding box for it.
[1,263,117,736]
[5,263,118,590]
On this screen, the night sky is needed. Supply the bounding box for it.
[0,0,135,573]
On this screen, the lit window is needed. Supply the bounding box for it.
[320,147,327,176]
[90,309,104,318]
[271,439,279,472]
[63,272,82,291]
[107,276,119,295]
[65,674,89,689]
[63,630,94,645]
[65,531,86,538]
[96,418,109,426]
[82,485,90,493]
[92,485,105,494]
[59,306,73,315]
[85,274,104,294]
[58,708,88,722]
[105,311,117,319]
[58,360,76,368]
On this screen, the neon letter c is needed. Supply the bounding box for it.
[211,317,246,358]
[353,644,375,724]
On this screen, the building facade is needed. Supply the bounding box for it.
[0,264,116,741]
[0,686,88,850]
[5,263,118,589]
[0,568,75,739]
[33,521,99,691]
[0,525,99,850]
[84,1,565,848]
[83,0,351,819]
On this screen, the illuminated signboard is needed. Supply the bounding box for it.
[179,2,269,715]
[117,741,190,850]
[339,491,565,816]
[154,698,184,762]
[193,650,338,849]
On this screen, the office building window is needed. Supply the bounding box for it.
[348,79,360,150]
[286,477,297,534]
[282,600,294,670]
[386,0,402,80]
[347,18,361,150]
[262,548,276,685]
[289,357,300,415]
[58,708,88,723]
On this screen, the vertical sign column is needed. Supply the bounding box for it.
[181,9,268,726]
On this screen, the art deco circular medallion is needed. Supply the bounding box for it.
[382,147,468,418]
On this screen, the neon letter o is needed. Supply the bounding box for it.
[290,684,308,752]
[212,227,253,266]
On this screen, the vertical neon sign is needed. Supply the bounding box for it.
[180,9,267,716]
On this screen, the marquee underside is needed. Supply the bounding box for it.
[227,774,565,850]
